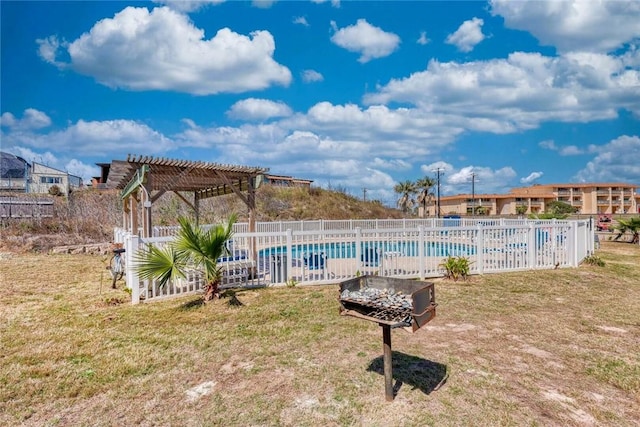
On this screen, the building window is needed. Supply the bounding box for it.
[40,176,61,184]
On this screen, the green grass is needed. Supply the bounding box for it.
[1,241,639,426]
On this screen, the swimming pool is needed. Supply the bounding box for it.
[258,241,475,260]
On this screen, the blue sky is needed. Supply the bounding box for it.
[1,0,639,205]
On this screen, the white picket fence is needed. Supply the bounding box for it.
[114,218,595,304]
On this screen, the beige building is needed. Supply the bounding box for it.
[0,152,82,196]
[263,174,313,188]
[427,183,639,216]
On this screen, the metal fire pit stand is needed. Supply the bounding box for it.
[381,323,394,401]
[338,276,437,402]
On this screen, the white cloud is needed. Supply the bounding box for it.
[539,140,557,150]
[417,31,429,46]
[445,17,485,53]
[420,161,454,176]
[540,139,585,155]
[447,165,516,194]
[574,135,640,184]
[301,69,324,83]
[292,102,463,150]
[371,158,412,171]
[491,0,640,53]
[0,109,52,130]
[2,115,173,157]
[227,98,293,121]
[41,6,291,95]
[521,171,543,184]
[330,19,400,63]
[417,163,516,194]
[36,35,68,67]
[155,1,225,13]
[559,145,584,156]
[364,51,640,132]
[311,0,340,7]
[65,159,100,182]
[293,16,309,26]
[252,0,275,9]
[9,147,59,168]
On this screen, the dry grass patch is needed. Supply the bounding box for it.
[1,241,639,426]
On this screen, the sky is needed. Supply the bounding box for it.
[1,0,639,206]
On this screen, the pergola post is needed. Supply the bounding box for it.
[194,192,200,227]
[130,190,139,235]
[248,176,257,264]
[142,179,152,238]
[122,196,130,232]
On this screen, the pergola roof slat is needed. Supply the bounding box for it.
[106,155,268,198]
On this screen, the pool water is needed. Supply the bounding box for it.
[259,241,474,260]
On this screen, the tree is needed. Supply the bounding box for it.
[547,201,578,216]
[415,177,436,217]
[530,201,577,219]
[612,216,640,244]
[515,205,528,216]
[394,180,416,214]
[134,214,237,302]
[48,185,63,196]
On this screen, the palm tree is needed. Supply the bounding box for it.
[612,216,640,244]
[134,214,237,302]
[394,180,416,214]
[415,177,436,217]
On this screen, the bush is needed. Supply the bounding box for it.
[48,185,63,196]
[582,254,605,267]
[440,256,472,281]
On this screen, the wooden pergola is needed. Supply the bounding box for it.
[106,154,269,238]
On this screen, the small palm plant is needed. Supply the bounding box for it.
[134,214,237,302]
[440,255,472,281]
[612,216,640,244]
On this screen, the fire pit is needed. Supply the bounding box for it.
[338,276,437,401]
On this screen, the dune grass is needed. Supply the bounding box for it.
[0,241,638,426]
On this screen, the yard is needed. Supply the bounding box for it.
[1,241,638,426]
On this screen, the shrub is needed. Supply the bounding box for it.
[48,185,63,196]
[440,256,472,281]
[582,254,605,267]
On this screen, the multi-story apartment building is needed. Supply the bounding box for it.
[426,183,639,216]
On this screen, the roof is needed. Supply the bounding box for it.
[0,152,29,179]
[511,183,639,192]
[106,154,269,197]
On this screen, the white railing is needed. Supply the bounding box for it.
[116,218,595,304]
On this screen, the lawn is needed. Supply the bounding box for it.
[1,241,639,426]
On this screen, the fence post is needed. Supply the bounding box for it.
[127,234,140,304]
[286,229,293,283]
[476,224,484,275]
[418,226,425,280]
[571,221,578,266]
[528,224,536,268]
[355,227,362,273]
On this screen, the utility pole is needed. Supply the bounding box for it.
[470,172,476,218]
[362,188,367,202]
[433,168,444,218]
